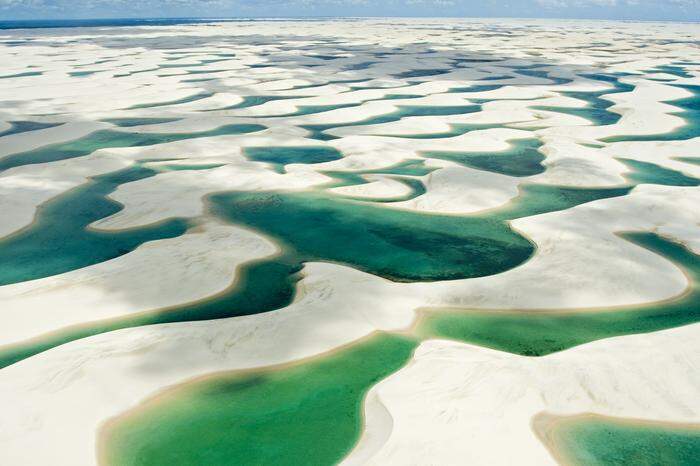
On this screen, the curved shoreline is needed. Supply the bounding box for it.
[533,412,700,466]
[1,186,696,367]
[1,17,700,466]
[97,332,419,466]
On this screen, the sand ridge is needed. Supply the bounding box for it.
[0,17,699,466]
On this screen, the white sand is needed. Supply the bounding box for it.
[329,175,414,200]
[391,165,521,214]
[346,324,700,466]
[417,184,700,310]
[0,156,127,238]
[1,17,699,466]
[1,184,698,465]
[0,121,108,159]
[0,221,276,347]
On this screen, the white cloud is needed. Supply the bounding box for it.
[1,0,698,18]
[536,0,699,7]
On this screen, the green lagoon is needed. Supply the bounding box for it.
[243,146,343,173]
[422,137,545,176]
[417,232,700,356]
[0,177,632,367]
[0,165,188,286]
[101,333,417,466]
[546,415,700,466]
[0,120,62,138]
[0,124,265,172]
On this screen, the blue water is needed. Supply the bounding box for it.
[0,71,42,78]
[0,164,189,286]
[533,73,634,126]
[0,121,62,138]
[0,124,265,173]
[0,18,260,30]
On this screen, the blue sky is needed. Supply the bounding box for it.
[1,0,698,21]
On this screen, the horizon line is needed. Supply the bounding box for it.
[2,15,699,24]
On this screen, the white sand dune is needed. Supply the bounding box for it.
[1,183,698,465]
[0,221,276,347]
[0,121,108,158]
[0,16,699,466]
[329,175,414,199]
[346,324,700,466]
[0,155,128,238]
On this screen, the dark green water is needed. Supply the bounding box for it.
[101,333,418,466]
[309,54,343,60]
[0,165,189,286]
[69,70,97,77]
[181,77,217,83]
[487,184,631,221]
[644,64,694,79]
[0,120,62,138]
[0,173,633,367]
[243,146,343,173]
[97,232,700,465]
[453,58,501,65]
[479,74,515,81]
[0,71,42,79]
[0,124,264,172]
[418,232,700,356]
[513,67,572,85]
[421,138,545,176]
[0,104,671,368]
[205,184,626,283]
[676,156,700,166]
[446,84,503,93]
[619,158,700,186]
[0,253,302,368]
[393,68,450,79]
[551,416,700,466]
[208,190,534,282]
[14,58,697,466]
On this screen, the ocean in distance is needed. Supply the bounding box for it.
[0,17,341,30]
